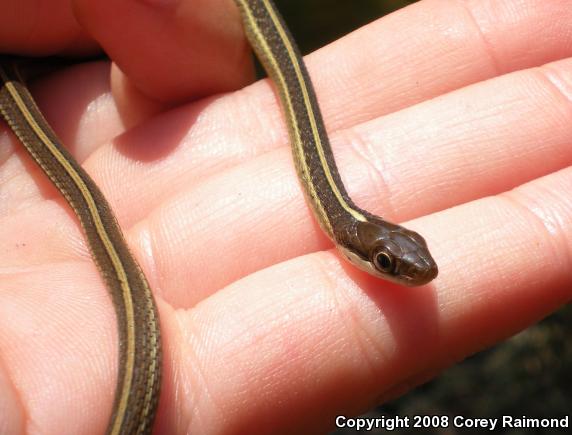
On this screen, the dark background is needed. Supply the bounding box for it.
[272,1,572,433]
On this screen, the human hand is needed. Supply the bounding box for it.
[1,0,572,434]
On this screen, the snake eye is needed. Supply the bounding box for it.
[373,251,394,274]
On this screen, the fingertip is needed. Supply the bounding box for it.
[74,0,255,106]
[110,64,170,129]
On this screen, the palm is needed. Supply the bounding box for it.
[2,1,572,434]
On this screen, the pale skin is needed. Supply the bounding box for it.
[1,0,572,433]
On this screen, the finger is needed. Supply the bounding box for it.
[340,57,572,220]
[128,57,572,305]
[0,0,97,55]
[168,167,572,434]
[311,0,572,129]
[73,0,254,108]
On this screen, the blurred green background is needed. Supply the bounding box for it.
[274,0,417,53]
[272,1,572,433]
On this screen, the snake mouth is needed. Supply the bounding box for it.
[405,263,439,286]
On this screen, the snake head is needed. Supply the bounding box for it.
[337,219,438,286]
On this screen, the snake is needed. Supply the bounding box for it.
[0,0,437,433]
